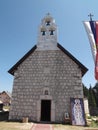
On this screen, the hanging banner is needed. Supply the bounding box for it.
[70,98,86,126]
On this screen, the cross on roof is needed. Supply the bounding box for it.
[46,12,50,16]
[88,13,94,21]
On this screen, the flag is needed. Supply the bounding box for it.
[83,21,96,62]
[83,21,98,80]
[95,21,98,80]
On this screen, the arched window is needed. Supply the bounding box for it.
[50,30,54,35]
[46,21,50,26]
[41,31,46,36]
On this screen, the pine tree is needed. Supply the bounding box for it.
[83,84,89,98]
[93,82,98,107]
[88,85,96,107]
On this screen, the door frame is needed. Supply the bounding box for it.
[37,95,55,122]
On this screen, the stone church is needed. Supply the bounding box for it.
[8,14,88,122]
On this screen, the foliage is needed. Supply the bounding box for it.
[83,83,98,107]
[83,84,89,98]
[89,120,98,127]
[88,85,96,107]
[93,82,98,107]
[3,105,10,111]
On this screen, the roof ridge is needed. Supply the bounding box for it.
[8,44,88,76]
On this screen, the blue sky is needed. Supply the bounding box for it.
[0,0,98,92]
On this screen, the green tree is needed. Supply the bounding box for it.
[88,85,96,107]
[93,82,98,107]
[83,84,89,98]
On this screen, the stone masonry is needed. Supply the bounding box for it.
[9,49,85,122]
[8,14,88,122]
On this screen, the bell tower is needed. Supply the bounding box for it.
[37,13,59,50]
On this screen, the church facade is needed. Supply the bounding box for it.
[8,14,88,122]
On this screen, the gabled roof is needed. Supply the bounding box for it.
[57,44,88,76]
[2,91,11,98]
[8,45,37,75]
[8,43,88,76]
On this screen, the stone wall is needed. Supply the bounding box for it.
[9,49,83,122]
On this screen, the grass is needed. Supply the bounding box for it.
[86,116,98,128]
[89,120,98,128]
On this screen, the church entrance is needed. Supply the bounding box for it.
[41,100,51,121]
